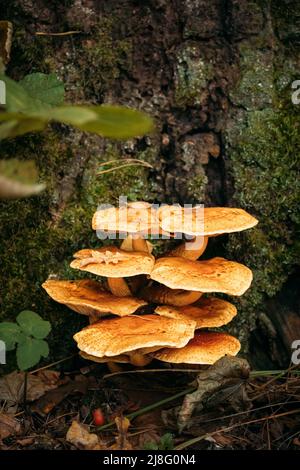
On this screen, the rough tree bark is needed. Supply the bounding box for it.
[0,0,299,369]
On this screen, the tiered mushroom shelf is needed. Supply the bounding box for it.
[43,202,258,367]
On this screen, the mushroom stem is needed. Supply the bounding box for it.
[132,235,149,253]
[168,236,208,260]
[129,352,152,367]
[107,362,124,373]
[161,290,202,307]
[140,284,203,307]
[107,277,132,297]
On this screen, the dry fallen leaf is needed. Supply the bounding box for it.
[177,356,251,432]
[133,411,164,449]
[16,437,35,447]
[32,377,87,416]
[111,416,132,450]
[0,370,62,406]
[0,413,21,440]
[66,420,106,450]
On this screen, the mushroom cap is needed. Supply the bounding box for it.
[73,314,196,357]
[152,331,241,364]
[42,279,147,317]
[155,297,237,328]
[92,201,160,234]
[150,256,253,296]
[70,246,155,277]
[158,206,258,236]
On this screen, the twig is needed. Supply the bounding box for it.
[174,408,300,450]
[47,411,78,426]
[193,399,300,425]
[35,31,81,36]
[97,158,153,176]
[23,371,28,406]
[29,354,77,374]
[103,368,202,379]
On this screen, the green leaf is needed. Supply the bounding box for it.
[159,433,174,450]
[0,74,33,112]
[143,433,174,451]
[1,73,64,113]
[0,159,46,199]
[45,106,97,125]
[16,311,51,339]
[0,117,46,139]
[34,339,49,358]
[0,322,21,351]
[16,337,49,370]
[0,159,39,183]
[0,74,153,139]
[0,175,46,199]
[143,441,159,450]
[46,105,154,139]
[19,73,64,107]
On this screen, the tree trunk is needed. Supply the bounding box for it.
[0,0,299,368]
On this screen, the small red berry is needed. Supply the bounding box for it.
[92,408,105,426]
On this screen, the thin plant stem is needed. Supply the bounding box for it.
[95,387,195,432]
[30,353,77,374]
[23,371,28,407]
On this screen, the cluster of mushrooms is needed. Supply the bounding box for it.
[43,202,258,367]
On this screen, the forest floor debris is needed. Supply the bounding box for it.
[0,356,299,450]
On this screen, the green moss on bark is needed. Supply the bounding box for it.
[225,106,300,347]
[174,44,213,108]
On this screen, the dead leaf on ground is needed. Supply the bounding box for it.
[32,377,88,416]
[0,370,63,406]
[66,420,106,450]
[133,410,164,449]
[0,413,21,440]
[293,436,300,446]
[16,437,35,447]
[205,432,239,448]
[111,416,132,450]
[177,356,251,432]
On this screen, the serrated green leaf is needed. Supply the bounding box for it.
[0,322,21,351]
[0,73,63,113]
[19,73,64,107]
[17,311,51,339]
[0,74,32,112]
[16,337,49,370]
